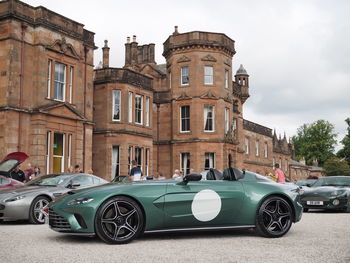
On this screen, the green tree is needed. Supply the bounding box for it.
[323,157,350,176]
[337,118,350,165]
[292,120,337,166]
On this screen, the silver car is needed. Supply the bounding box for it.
[0,173,108,224]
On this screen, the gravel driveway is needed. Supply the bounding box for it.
[0,211,349,263]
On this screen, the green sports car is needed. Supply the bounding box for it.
[48,168,303,244]
[300,176,350,212]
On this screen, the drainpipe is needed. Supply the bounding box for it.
[82,46,88,171]
[18,23,27,151]
[156,104,160,173]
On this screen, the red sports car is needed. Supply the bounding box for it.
[0,175,23,189]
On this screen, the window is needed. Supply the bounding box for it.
[46,131,51,174]
[244,138,249,154]
[225,108,229,133]
[135,94,143,124]
[71,175,94,187]
[204,105,215,131]
[273,157,276,169]
[128,92,133,123]
[67,134,72,169]
[145,148,150,177]
[47,60,52,98]
[112,146,120,180]
[224,69,229,89]
[112,90,121,121]
[205,152,215,170]
[264,142,268,158]
[169,72,172,89]
[128,146,133,174]
[255,140,259,156]
[181,66,189,85]
[135,147,143,170]
[180,106,190,132]
[204,66,213,85]
[53,133,65,173]
[54,63,66,101]
[69,66,73,103]
[181,152,190,176]
[145,97,150,127]
[285,159,288,172]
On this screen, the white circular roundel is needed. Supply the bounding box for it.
[191,189,221,222]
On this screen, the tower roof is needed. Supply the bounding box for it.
[236,64,248,75]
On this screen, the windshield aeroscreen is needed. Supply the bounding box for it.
[26,174,72,187]
[312,177,350,187]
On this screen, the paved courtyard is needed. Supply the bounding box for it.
[0,211,349,263]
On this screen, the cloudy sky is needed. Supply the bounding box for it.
[25,0,350,151]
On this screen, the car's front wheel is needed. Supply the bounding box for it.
[95,196,144,244]
[255,196,293,238]
[29,196,50,224]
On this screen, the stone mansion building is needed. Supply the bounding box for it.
[1,0,318,181]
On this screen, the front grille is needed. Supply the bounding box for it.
[301,196,329,202]
[49,209,71,229]
[0,204,5,210]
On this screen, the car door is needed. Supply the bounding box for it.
[163,179,245,228]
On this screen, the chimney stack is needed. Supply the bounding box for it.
[173,25,179,35]
[132,35,137,43]
[102,40,110,68]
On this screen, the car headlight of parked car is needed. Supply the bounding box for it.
[5,195,26,202]
[67,197,94,206]
[330,190,345,196]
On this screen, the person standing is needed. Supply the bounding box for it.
[24,163,34,182]
[33,165,42,178]
[274,163,286,183]
[10,165,25,182]
[129,160,143,181]
[74,164,83,173]
[172,169,183,180]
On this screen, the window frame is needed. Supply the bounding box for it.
[244,137,250,155]
[112,90,121,121]
[180,105,190,132]
[204,66,214,85]
[204,152,215,170]
[135,94,143,125]
[204,105,215,132]
[54,62,66,102]
[128,91,133,123]
[145,97,150,127]
[112,145,120,180]
[224,69,229,89]
[181,66,189,86]
[181,152,191,176]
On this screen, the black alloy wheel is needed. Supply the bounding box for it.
[256,196,293,238]
[29,196,50,224]
[95,196,144,244]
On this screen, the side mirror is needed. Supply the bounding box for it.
[72,183,81,188]
[182,173,202,184]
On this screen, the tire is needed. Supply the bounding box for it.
[29,196,50,224]
[255,196,293,238]
[303,208,309,212]
[95,196,144,244]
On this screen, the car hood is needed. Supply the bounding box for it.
[0,185,62,198]
[302,186,349,196]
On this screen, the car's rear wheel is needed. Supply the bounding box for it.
[29,196,50,224]
[255,196,293,238]
[95,196,144,244]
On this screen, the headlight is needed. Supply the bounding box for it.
[5,195,26,202]
[330,190,345,196]
[67,197,94,206]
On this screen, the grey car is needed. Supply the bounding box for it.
[0,173,108,224]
